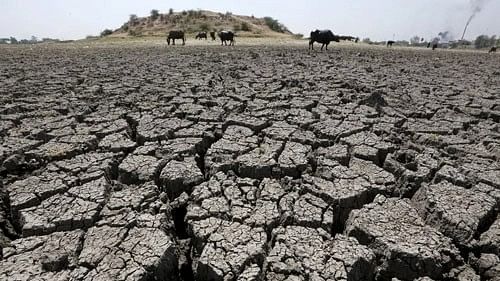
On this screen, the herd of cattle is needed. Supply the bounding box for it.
[167,30,234,46]
[167,29,498,53]
[167,29,356,49]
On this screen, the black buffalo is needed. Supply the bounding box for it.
[167,30,185,45]
[489,46,497,53]
[432,43,438,50]
[387,40,395,47]
[210,31,216,41]
[309,29,340,50]
[195,32,207,40]
[338,35,357,42]
[218,31,235,46]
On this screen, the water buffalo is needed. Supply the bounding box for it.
[218,31,235,46]
[195,32,207,40]
[167,30,185,45]
[309,29,340,50]
[387,40,395,47]
[489,46,497,53]
[432,43,438,50]
[210,31,216,41]
[338,35,357,42]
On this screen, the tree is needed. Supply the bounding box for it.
[100,29,113,37]
[168,8,174,15]
[474,35,495,49]
[410,36,420,45]
[9,37,18,44]
[263,17,288,33]
[362,38,372,44]
[129,14,138,25]
[150,9,159,20]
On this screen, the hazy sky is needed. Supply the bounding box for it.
[1,0,499,41]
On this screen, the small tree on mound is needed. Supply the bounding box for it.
[263,17,288,33]
[129,14,138,25]
[100,29,113,37]
[150,9,159,20]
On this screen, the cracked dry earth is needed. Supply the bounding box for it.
[0,44,499,281]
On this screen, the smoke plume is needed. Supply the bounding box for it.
[461,0,490,40]
[438,31,454,42]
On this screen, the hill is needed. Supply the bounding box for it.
[104,9,296,38]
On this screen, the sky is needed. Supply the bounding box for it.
[1,0,499,41]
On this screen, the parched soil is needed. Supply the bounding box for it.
[0,43,499,281]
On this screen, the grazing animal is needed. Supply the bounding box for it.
[195,32,207,40]
[432,43,438,50]
[489,46,497,53]
[218,31,235,46]
[338,35,357,42]
[167,30,185,45]
[427,42,431,48]
[210,31,216,41]
[387,40,395,47]
[309,29,340,50]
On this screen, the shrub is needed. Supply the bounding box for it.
[241,22,251,31]
[474,35,496,49]
[150,9,159,20]
[129,14,138,25]
[233,24,241,32]
[128,29,141,37]
[199,23,211,32]
[100,29,113,37]
[169,8,174,15]
[263,17,288,33]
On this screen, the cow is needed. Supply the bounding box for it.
[167,30,185,45]
[195,32,207,40]
[218,31,235,46]
[489,46,497,53]
[210,31,216,41]
[387,40,395,47]
[309,29,340,50]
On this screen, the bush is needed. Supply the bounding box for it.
[293,33,304,39]
[128,29,141,37]
[182,10,187,15]
[263,17,288,33]
[169,8,174,15]
[129,14,138,25]
[150,9,159,20]
[241,22,251,31]
[199,23,211,32]
[233,24,241,32]
[474,35,496,49]
[100,29,113,37]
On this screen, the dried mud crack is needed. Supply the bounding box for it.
[0,44,499,281]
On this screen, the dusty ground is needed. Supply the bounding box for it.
[0,42,499,281]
